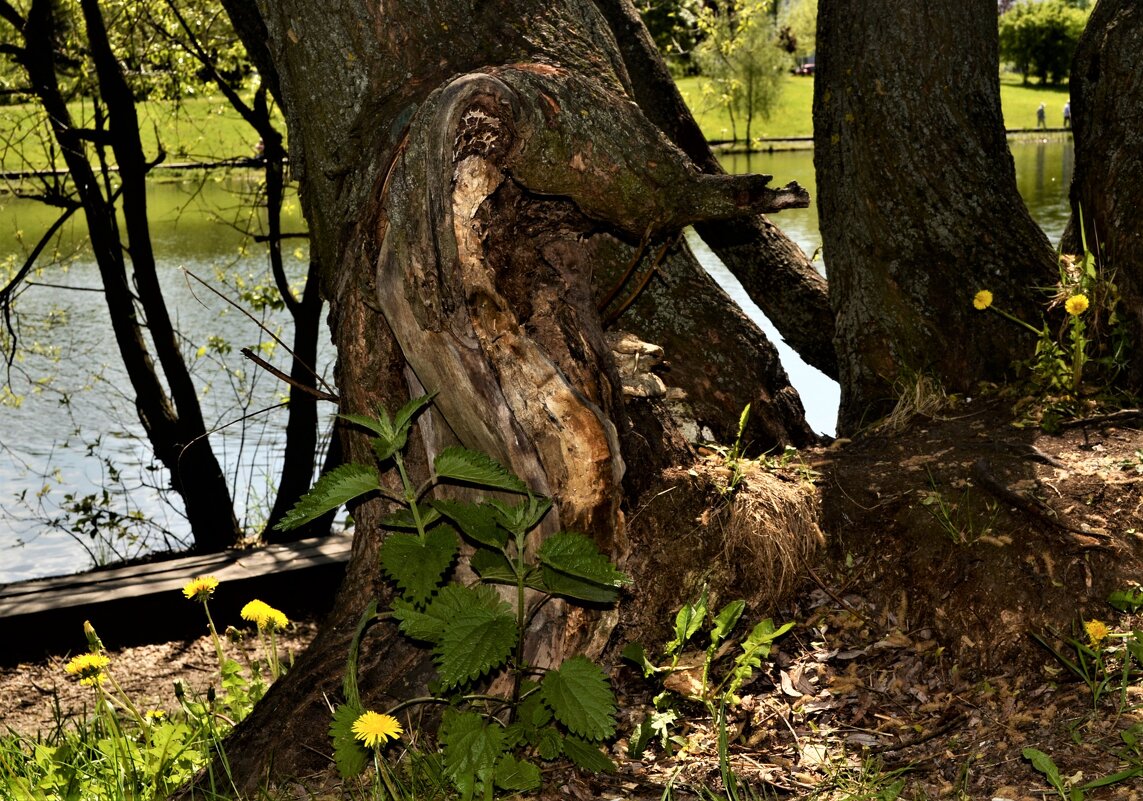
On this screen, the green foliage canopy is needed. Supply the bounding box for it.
[998,0,1091,85]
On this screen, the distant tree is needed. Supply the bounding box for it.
[779,0,816,62]
[634,0,701,62]
[695,0,792,145]
[998,0,1090,85]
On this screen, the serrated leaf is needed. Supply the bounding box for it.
[393,393,434,434]
[534,568,621,604]
[338,411,395,441]
[275,464,380,531]
[393,584,509,643]
[541,656,616,741]
[441,710,505,801]
[536,726,563,760]
[729,618,794,696]
[431,499,508,548]
[493,754,542,792]
[380,507,442,530]
[434,447,528,493]
[489,494,552,535]
[435,606,517,690]
[470,547,520,584]
[538,532,626,585]
[329,704,370,779]
[379,527,458,606]
[562,735,616,773]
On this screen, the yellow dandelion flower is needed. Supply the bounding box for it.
[241,599,288,631]
[1084,619,1109,645]
[352,710,404,748]
[65,652,110,685]
[973,290,993,310]
[182,575,219,602]
[1065,294,1090,316]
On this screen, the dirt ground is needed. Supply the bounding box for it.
[3,397,1143,799]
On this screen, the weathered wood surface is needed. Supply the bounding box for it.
[0,532,351,664]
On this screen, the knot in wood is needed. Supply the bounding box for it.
[453,98,513,163]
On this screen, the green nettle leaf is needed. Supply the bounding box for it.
[431,499,508,548]
[536,532,627,603]
[535,569,621,604]
[381,506,442,530]
[338,411,395,441]
[434,447,529,493]
[536,727,563,760]
[493,754,542,792]
[561,734,617,773]
[379,527,458,606]
[274,464,380,531]
[435,605,517,690]
[338,411,407,462]
[628,715,654,758]
[393,584,509,643]
[490,494,552,534]
[441,710,506,801]
[392,393,435,434]
[329,703,370,779]
[470,547,520,584]
[541,656,617,741]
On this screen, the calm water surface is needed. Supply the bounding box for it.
[0,140,1074,583]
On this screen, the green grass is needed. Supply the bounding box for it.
[0,74,1070,174]
[0,95,273,174]
[674,72,1073,142]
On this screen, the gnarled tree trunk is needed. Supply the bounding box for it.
[1066,0,1143,389]
[211,0,815,789]
[814,0,1059,433]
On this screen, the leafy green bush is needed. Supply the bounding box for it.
[276,394,628,798]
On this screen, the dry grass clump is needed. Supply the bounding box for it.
[695,458,824,610]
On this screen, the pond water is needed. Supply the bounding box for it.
[0,139,1074,583]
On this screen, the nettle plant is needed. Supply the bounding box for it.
[276,395,627,798]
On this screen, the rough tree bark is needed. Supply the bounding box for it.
[814,0,1059,434]
[1065,0,1143,388]
[210,0,815,789]
[597,0,838,381]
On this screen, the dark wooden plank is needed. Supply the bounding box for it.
[0,532,353,664]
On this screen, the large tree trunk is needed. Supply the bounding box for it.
[211,0,815,789]
[597,0,838,381]
[814,0,1059,434]
[1066,0,1143,389]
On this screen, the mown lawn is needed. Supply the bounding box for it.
[0,95,272,174]
[674,72,1072,142]
[0,73,1070,174]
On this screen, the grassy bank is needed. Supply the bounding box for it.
[675,72,1073,142]
[0,74,1071,174]
[0,95,270,174]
